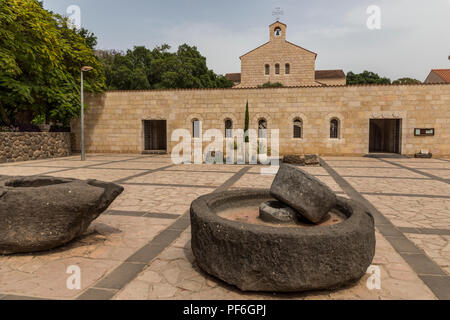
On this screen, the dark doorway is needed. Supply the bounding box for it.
[369,119,401,154]
[143,120,167,152]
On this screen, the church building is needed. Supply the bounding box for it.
[73,21,450,158]
[226,22,346,87]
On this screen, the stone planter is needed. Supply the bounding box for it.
[190,189,375,292]
[0,176,124,254]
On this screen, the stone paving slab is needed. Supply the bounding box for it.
[126,170,235,187]
[80,155,143,161]
[0,256,121,299]
[113,229,436,300]
[127,157,174,163]
[170,164,248,172]
[322,157,380,161]
[323,161,398,168]
[394,162,450,169]
[406,234,450,275]
[0,214,174,299]
[419,169,450,179]
[0,154,449,300]
[0,166,64,176]
[20,160,108,168]
[109,185,215,214]
[247,166,330,176]
[89,162,172,170]
[334,167,428,179]
[48,168,148,182]
[364,195,450,230]
[345,177,450,196]
[389,158,449,162]
[231,173,275,189]
[322,157,450,299]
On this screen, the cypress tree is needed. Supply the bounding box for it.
[244,100,249,142]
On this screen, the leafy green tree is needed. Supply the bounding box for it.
[392,78,422,85]
[97,44,233,90]
[346,71,391,85]
[258,82,284,88]
[78,28,98,50]
[0,0,105,127]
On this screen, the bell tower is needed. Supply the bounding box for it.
[270,21,287,42]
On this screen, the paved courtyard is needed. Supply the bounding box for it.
[0,154,449,300]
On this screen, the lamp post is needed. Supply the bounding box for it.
[80,66,93,161]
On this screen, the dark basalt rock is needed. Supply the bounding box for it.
[259,200,298,224]
[414,153,432,159]
[282,154,304,165]
[270,164,336,224]
[190,189,376,292]
[0,176,124,255]
[304,154,320,166]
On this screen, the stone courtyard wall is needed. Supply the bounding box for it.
[0,132,71,163]
[71,84,450,157]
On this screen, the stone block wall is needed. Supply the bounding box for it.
[71,83,450,157]
[318,78,347,86]
[0,132,71,163]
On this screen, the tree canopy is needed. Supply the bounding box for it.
[258,82,284,88]
[346,71,391,85]
[0,0,105,128]
[97,44,233,90]
[392,77,422,85]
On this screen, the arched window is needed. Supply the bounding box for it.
[225,119,233,138]
[293,118,302,138]
[192,119,201,138]
[285,63,290,75]
[330,119,339,139]
[258,118,267,138]
[274,27,282,37]
[275,64,280,75]
[265,64,270,75]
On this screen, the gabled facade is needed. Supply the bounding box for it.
[238,22,320,87]
[227,22,346,87]
[424,69,450,84]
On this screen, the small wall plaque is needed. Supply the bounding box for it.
[414,128,435,136]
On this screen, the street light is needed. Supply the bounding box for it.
[80,66,93,161]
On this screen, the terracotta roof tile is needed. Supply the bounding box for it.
[106,82,449,93]
[432,69,450,83]
[315,70,346,79]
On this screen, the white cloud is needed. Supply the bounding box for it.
[74,0,450,81]
[160,1,450,80]
[161,22,268,75]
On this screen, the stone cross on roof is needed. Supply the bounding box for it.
[272,7,284,21]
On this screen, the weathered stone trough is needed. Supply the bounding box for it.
[0,176,123,255]
[190,165,376,292]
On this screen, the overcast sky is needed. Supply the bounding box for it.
[42,0,450,81]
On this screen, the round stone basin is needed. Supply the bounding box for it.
[0,176,124,255]
[190,189,376,292]
[218,205,345,228]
